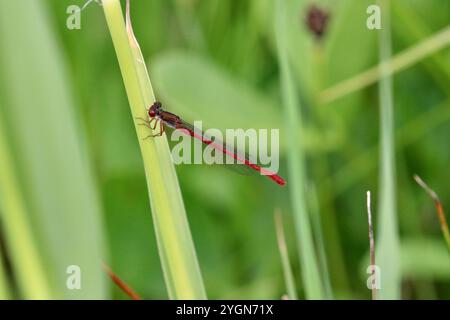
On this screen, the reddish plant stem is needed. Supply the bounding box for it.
[414,174,450,255]
[102,262,141,300]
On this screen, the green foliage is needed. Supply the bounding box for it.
[275,0,324,299]
[0,0,449,299]
[0,0,107,298]
[376,0,400,299]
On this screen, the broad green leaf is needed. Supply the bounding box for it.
[0,0,107,299]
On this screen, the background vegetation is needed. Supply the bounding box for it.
[0,0,449,299]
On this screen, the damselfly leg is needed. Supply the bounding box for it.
[135,117,164,139]
[142,120,164,139]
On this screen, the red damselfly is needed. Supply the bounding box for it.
[139,101,286,187]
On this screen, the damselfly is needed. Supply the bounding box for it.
[139,102,286,187]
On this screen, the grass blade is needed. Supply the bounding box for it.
[274,209,298,300]
[0,0,107,298]
[274,0,324,299]
[376,0,401,300]
[366,191,377,300]
[0,115,51,299]
[330,99,450,198]
[308,186,333,299]
[321,25,450,104]
[414,175,450,255]
[102,0,206,299]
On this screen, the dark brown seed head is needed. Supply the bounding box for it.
[305,4,330,39]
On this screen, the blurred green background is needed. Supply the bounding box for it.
[0,0,449,299]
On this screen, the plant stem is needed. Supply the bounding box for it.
[376,0,400,300]
[274,209,298,300]
[274,0,324,299]
[102,0,206,299]
[102,262,141,300]
[414,175,450,255]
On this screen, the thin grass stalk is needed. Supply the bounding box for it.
[274,209,298,300]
